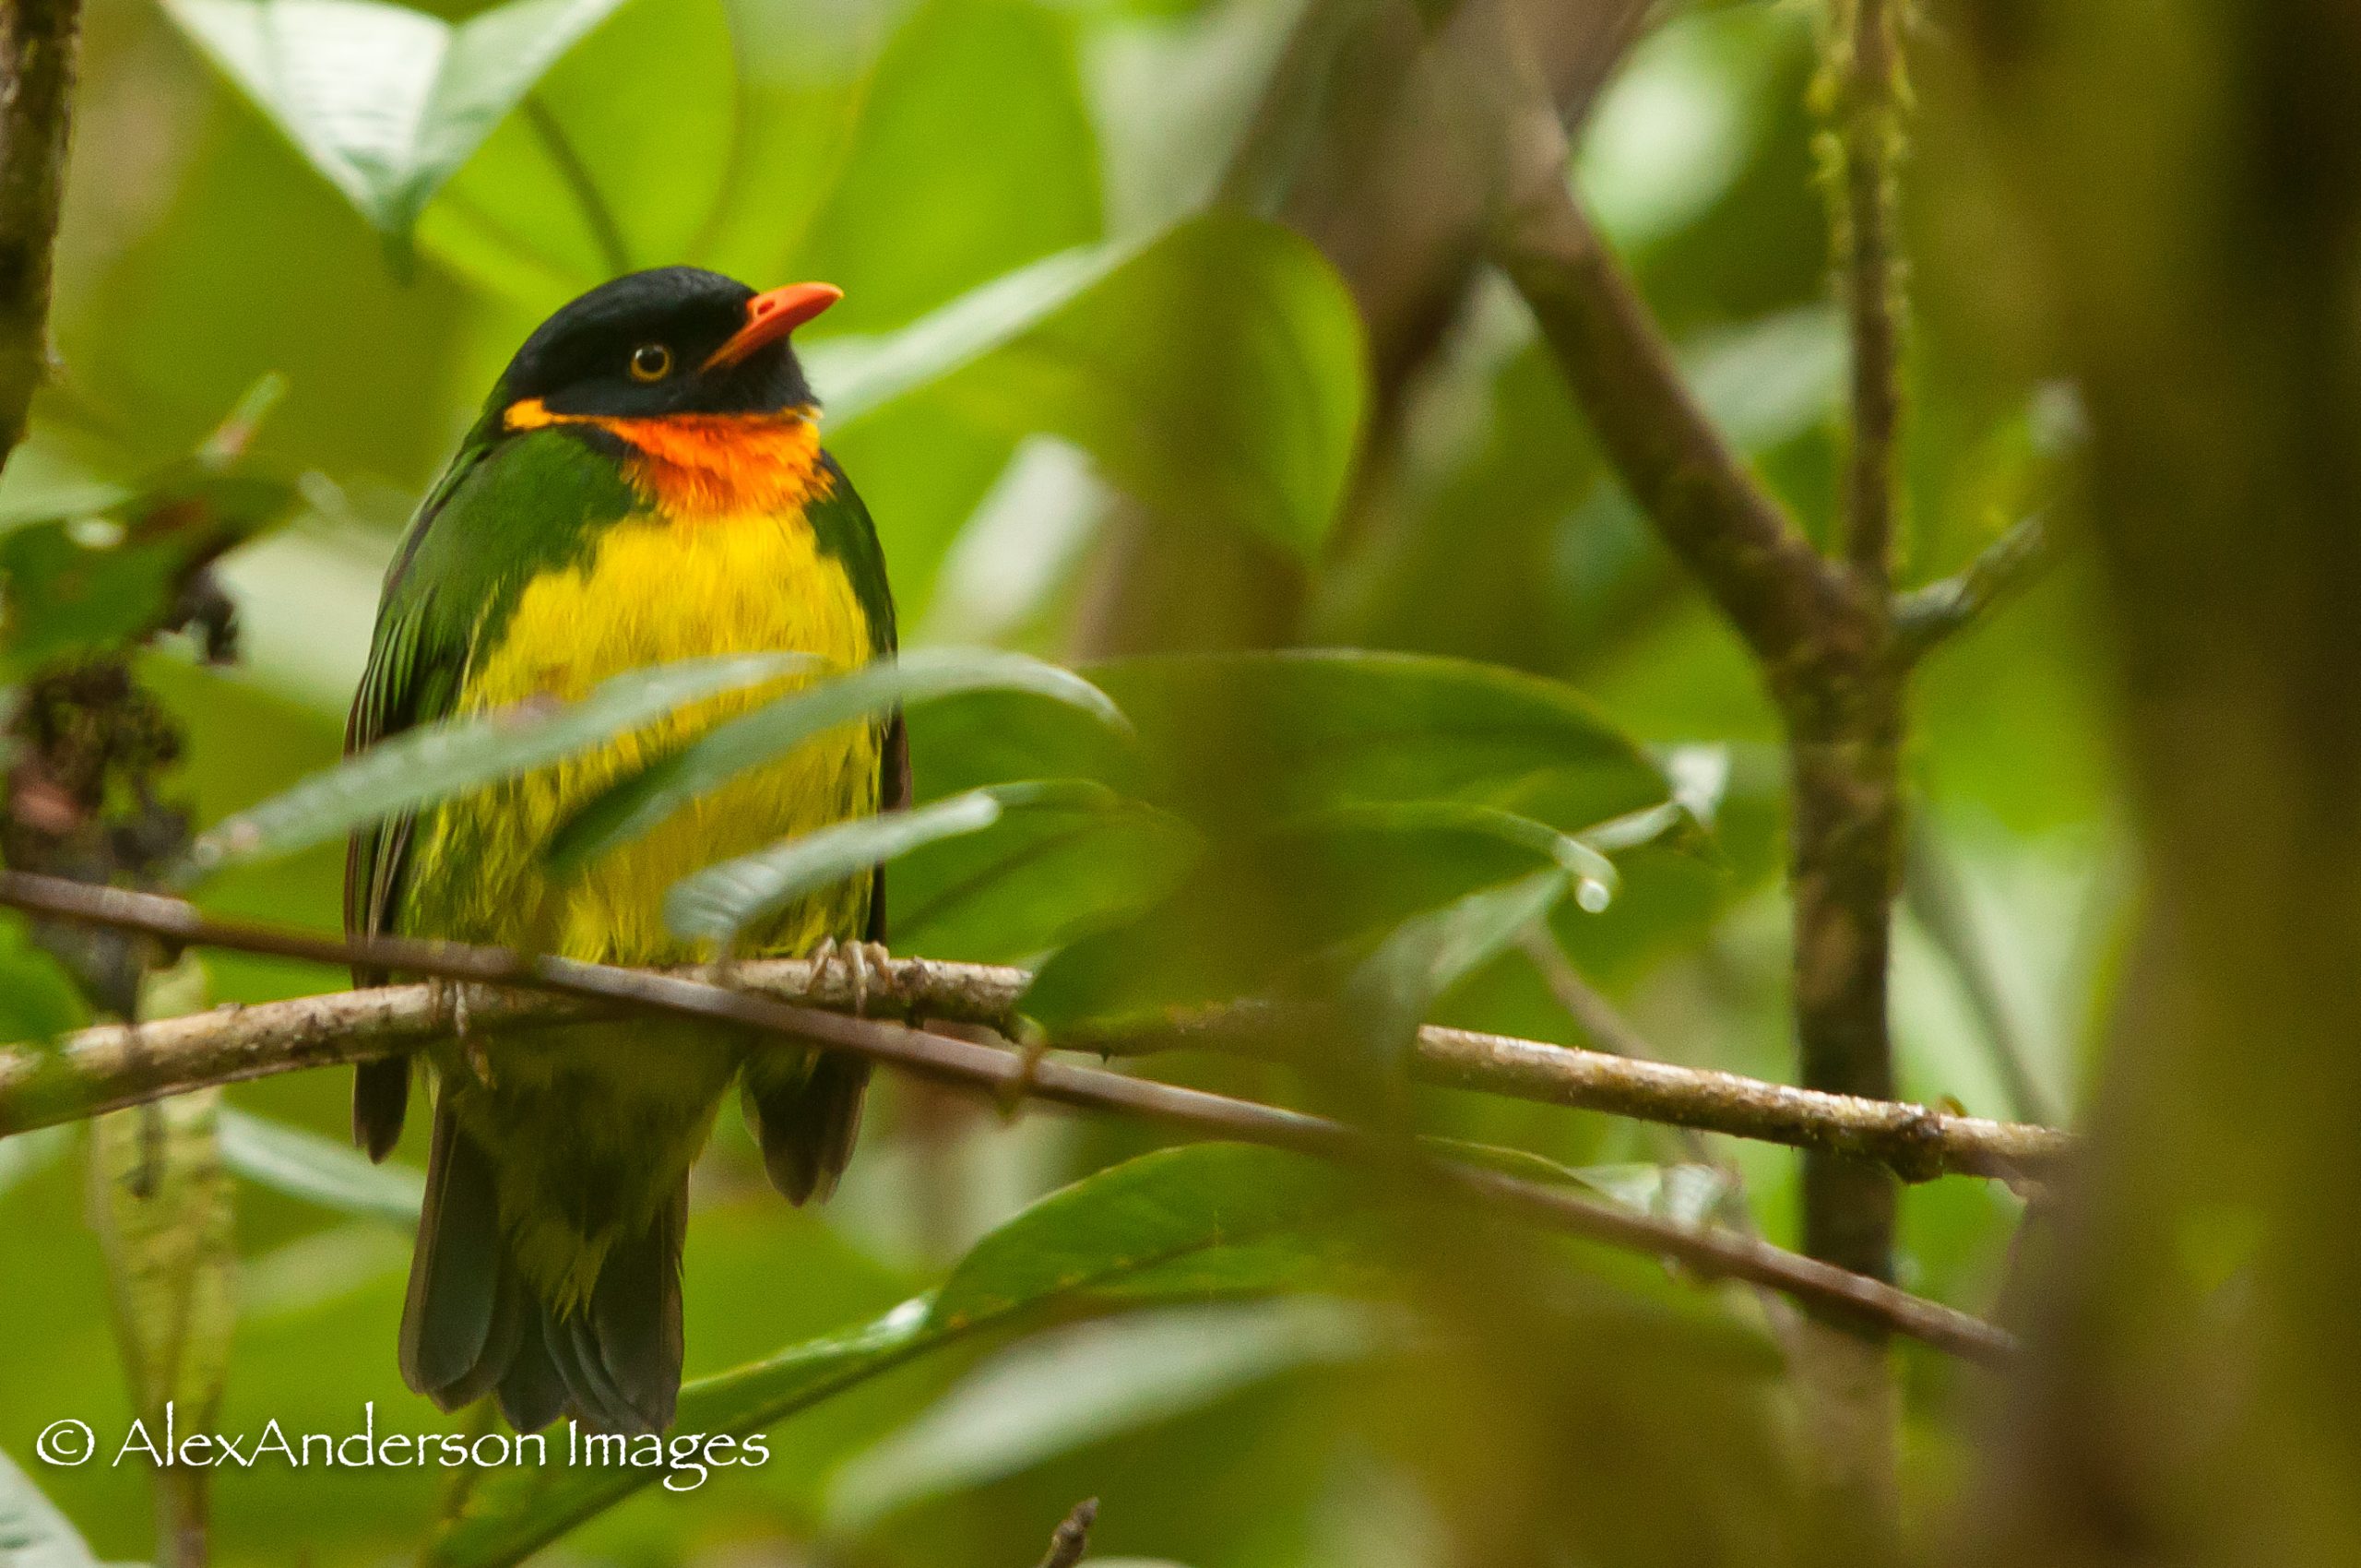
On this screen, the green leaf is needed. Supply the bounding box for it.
[827,1298,1384,1529]
[161,0,633,242]
[417,0,737,302]
[811,211,1366,559]
[215,1108,423,1226]
[0,1125,70,1199]
[426,1311,935,1568]
[182,651,818,877]
[0,470,298,671]
[545,648,1127,874]
[89,1091,238,1433]
[813,245,1128,422]
[891,789,1202,965]
[427,1143,1356,1567]
[1083,649,1669,831]
[0,913,89,1044]
[1021,806,1628,1038]
[1305,801,1619,899]
[927,1143,1358,1323]
[0,1445,114,1568]
[1342,867,1572,1059]
[784,0,1104,336]
[663,780,1135,945]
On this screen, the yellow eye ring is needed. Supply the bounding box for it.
[628,343,672,382]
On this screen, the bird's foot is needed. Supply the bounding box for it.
[809,937,897,1018]
[429,977,495,1087]
[996,1018,1052,1119]
[696,945,746,992]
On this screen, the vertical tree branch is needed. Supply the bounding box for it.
[0,0,80,470]
[1490,3,1920,1531]
[1791,0,1912,1531]
[1826,0,1909,587]
[1785,673,1905,1536]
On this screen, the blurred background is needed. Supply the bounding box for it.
[0,0,2213,1562]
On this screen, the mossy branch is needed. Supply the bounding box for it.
[0,0,80,469]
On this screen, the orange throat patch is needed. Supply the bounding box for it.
[504,398,833,517]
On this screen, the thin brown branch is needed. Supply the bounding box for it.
[1519,927,1756,1191]
[1827,0,1908,588]
[0,0,80,468]
[1036,1499,1097,1568]
[1893,514,2052,662]
[0,871,2017,1363]
[1488,0,1921,1523]
[1518,925,1807,1356]
[1489,108,1858,688]
[0,899,2069,1182]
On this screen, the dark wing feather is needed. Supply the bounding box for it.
[346,444,488,1160]
[868,710,910,943]
[808,458,904,944]
[743,456,896,1204]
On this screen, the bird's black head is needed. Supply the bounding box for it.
[494,266,839,422]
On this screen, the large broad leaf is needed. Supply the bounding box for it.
[1341,867,1574,1063]
[0,914,88,1044]
[889,788,1202,966]
[663,780,1159,946]
[872,691,1194,962]
[0,1125,69,1199]
[778,0,1109,619]
[1021,806,1632,1037]
[89,1092,238,1449]
[162,0,632,242]
[426,1143,1358,1567]
[809,212,1366,560]
[0,469,298,673]
[416,0,736,302]
[784,0,1104,336]
[544,649,1127,874]
[1082,649,1668,831]
[827,1298,1384,1529]
[215,1108,423,1226]
[0,1445,114,1568]
[182,651,816,877]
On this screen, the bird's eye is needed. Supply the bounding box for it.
[628,344,672,382]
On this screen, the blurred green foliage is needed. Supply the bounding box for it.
[0,0,2127,1563]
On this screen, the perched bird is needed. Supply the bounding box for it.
[343,267,902,1436]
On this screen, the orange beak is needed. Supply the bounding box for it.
[702,282,842,372]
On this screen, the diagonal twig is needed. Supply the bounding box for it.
[1489,97,1857,689]
[1036,1499,1097,1568]
[1893,514,2053,662]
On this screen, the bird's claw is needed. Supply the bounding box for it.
[995,1020,1051,1119]
[430,977,494,1087]
[809,937,896,1018]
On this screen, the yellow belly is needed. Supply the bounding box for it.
[403,505,881,963]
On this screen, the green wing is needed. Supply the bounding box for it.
[343,434,502,1159]
[809,457,907,940]
[345,457,476,960]
[343,424,639,1157]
